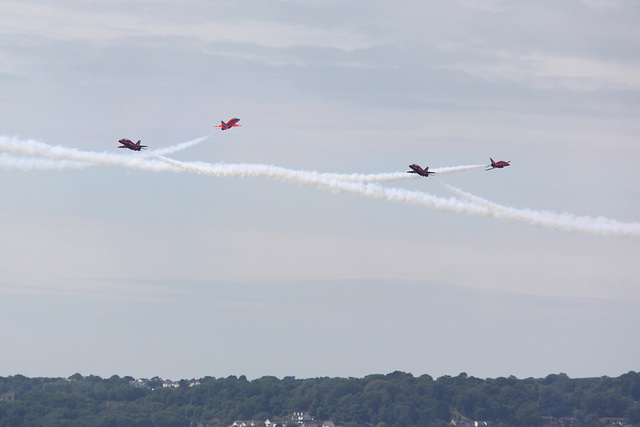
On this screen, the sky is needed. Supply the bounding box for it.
[0,0,639,382]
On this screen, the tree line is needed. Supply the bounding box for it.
[1,371,640,427]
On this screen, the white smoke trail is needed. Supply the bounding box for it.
[436,180,640,237]
[150,154,493,214]
[0,153,88,171]
[0,133,218,171]
[2,135,639,237]
[319,171,414,183]
[151,131,219,156]
[0,135,481,180]
[433,164,485,175]
[314,165,485,183]
[0,136,179,173]
[159,152,633,236]
[150,155,640,238]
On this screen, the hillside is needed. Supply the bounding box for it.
[1,371,640,426]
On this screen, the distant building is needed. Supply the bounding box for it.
[540,417,582,427]
[0,391,16,401]
[231,412,335,427]
[292,412,313,422]
[162,380,180,388]
[129,379,150,389]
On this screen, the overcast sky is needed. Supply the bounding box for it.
[1,0,639,381]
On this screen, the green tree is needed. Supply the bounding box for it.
[515,402,541,427]
[626,402,640,425]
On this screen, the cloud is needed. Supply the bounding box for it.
[443,51,640,90]
[457,0,509,13]
[0,1,374,51]
[580,0,631,10]
[524,54,640,90]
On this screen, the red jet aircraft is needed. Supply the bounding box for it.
[407,164,436,177]
[215,118,241,130]
[486,158,510,171]
[118,139,147,151]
